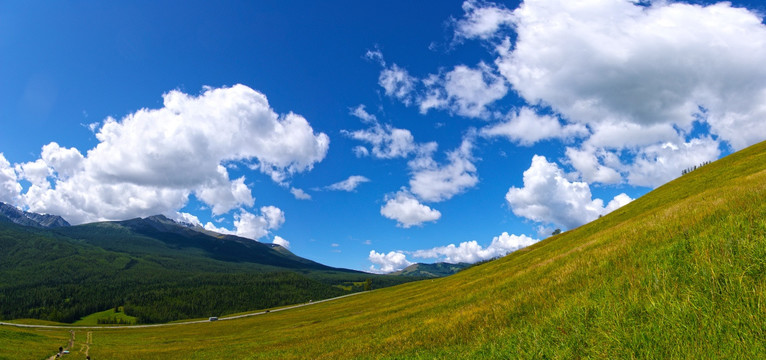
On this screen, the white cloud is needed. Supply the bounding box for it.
[40,142,84,180]
[290,187,311,200]
[194,166,254,215]
[420,62,507,118]
[365,49,385,64]
[273,235,290,249]
[379,64,416,105]
[342,123,419,159]
[455,0,515,40]
[203,221,233,235]
[495,0,766,150]
[15,159,51,187]
[412,232,538,263]
[171,212,202,227]
[409,135,478,202]
[230,206,285,240]
[368,250,412,273]
[260,205,286,230]
[565,147,622,185]
[380,191,441,228]
[326,175,370,192]
[481,107,588,146]
[0,154,22,205]
[11,85,327,224]
[352,146,370,158]
[506,155,632,229]
[349,105,377,123]
[626,137,720,188]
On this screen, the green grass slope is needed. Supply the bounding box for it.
[2,140,765,359]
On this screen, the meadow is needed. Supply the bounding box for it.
[1,140,765,359]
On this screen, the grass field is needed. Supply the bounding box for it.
[1,140,765,359]
[73,307,137,325]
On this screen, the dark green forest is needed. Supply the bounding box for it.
[0,216,420,324]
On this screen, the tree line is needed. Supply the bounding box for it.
[681,161,712,175]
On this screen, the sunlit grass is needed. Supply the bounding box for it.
[2,141,765,359]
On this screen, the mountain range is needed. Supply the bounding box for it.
[0,207,425,324]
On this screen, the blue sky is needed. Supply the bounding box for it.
[2,0,765,272]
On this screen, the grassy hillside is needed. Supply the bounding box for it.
[2,140,765,359]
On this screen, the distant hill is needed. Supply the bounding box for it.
[391,262,470,277]
[0,202,70,228]
[0,214,417,324]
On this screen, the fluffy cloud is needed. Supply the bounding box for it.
[326,175,370,192]
[506,155,632,229]
[454,0,515,40]
[10,85,328,224]
[217,206,285,240]
[482,107,588,146]
[412,232,538,263]
[409,135,478,202]
[194,166,254,215]
[379,64,416,105]
[380,191,441,228]
[171,211,202,227]
[342,123,420,159]
[273,235,290,249]
[0,154,22,205]
[290,187,311,200]
[420,62,508,118]
[565,147,622,185]
[495,0,766,150]
[368,250,412,273]
[626,137,720,188]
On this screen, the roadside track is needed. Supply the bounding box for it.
[0,291,367,330]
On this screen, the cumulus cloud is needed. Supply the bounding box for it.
[506,155,632,229]
[200,206,284,241]
[420,62,508,118]
[372,50,507,119]
[454,0,515,40]
[8,85,328,224]
[290,187,311,200]
[171,211,203,227]
[0,154,22,205]
[626,137,720,188]
[326,175,370,192]
[380,191,441,228]
[368,250,412,273]
[273,235,290,249]
[379,64,417,105]
[565,147,622,185]
[409,135,478,202]
[495,0,766,150]
[412,232,538,263]
[481,107,588,146]
[342,123,419,159]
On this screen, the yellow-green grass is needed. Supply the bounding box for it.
[3,319,65,326]
[73,307,137,325]
[2,140,766,359]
